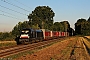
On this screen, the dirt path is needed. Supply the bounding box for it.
[15,37,90,60]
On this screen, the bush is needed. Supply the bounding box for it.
[0,32,15,41]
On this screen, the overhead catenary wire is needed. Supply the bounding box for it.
[1,0,30,12]
[0,0,30,21]
[0,9,19,17]
[0,14,22,20]
[14,0,32,10]
[0,9,26,19]
[0,4,27,16]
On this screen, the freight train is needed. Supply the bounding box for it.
[15,28,69,45]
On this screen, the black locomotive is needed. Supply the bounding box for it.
[15,28,43,44]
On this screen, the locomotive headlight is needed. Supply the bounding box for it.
[20,36,21,38]
[28,36,30,38]
[20,36,23,38]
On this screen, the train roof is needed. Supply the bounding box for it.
[36,30,43,32]
[22,28,43,32]
[22,28,32,30]
[21,28,34,32]
[41,29,50,31]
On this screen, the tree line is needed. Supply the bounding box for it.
[0,32,15,41]
[12,6,73,37]
[0,6,89,40]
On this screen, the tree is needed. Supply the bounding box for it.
[53,22,61,31]
[53,22,63,31]
[60,21,70,32]
[12,6,55,36]
[75,18,90,35]
[0,32,14,41]
[28,6,55,29]
[75,18,86,35]
[53,21,71,32]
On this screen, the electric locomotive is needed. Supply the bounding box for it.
[15,28,43,44]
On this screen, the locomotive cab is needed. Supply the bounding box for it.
[19,28,33,44]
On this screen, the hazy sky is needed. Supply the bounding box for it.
[0,0,90,32]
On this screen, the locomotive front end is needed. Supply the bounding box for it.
[19,30,30,44]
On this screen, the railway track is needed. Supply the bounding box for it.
[0,38,63,58]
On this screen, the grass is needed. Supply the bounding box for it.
[0,42,16,47]
[50,57,56,60]
[53,37,78,59]
[6,50,35,59]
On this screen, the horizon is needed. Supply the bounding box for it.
[0,0,90,32]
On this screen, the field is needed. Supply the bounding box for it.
[0,41,16,47]
[14,36,90,60]
[0,36,90,60]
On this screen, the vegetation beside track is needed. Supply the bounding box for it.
[0,41,16,47]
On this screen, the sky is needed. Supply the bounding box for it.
[0,0,90,32]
